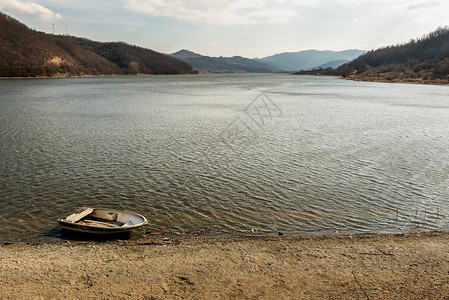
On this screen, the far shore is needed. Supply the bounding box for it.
[345,74,449,86]
[0,73,200,80]
[0,74,121,79]
[1,231,449,299]
[292,72,449,86]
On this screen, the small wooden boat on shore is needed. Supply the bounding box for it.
[58,208,147,234]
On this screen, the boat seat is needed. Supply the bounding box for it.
[65,208,94,223]
[78,219,122,228]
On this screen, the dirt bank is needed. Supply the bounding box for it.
[1,232,449,299]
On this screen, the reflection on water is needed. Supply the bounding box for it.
[1,74,449,242]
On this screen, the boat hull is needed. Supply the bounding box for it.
[58,221,137,234]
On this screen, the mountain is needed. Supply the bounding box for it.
[0,12,196,77]
[170,50,282,73]
[172,49,203,58]
[256,49,366,71]
[311,59,349,70]
[336,26,449,84]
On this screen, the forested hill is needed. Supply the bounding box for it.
[337,27,449,83]
[0,12,196,77]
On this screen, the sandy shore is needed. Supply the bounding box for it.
[1,232,449,299]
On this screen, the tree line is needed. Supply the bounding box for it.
[0,12,196,77]
[338,26,449,81]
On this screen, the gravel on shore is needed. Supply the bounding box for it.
[1,231,449,299]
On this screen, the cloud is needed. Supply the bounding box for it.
[0,0,61,23]
[124,0,296,25]
[407,0,440,11]
[123,0,448,26]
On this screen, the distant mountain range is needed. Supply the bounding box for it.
[170,50,281,73]
[255,49,366,71]
[0,12,383,78]
[0,12,195,77]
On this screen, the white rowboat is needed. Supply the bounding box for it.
[58,208,147,234]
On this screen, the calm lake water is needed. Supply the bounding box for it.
[1,74,449,242]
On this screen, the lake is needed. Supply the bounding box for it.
[1,74,449,242]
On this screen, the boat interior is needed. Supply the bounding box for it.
[63,208,139,228]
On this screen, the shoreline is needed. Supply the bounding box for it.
[0,73,199,80]
[345,74,449,85]
[292,73,449,86]
[2,231,449,298]
[0,74,122,80]
[2,223,442,246]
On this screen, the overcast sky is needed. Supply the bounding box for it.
[0,0,447,57]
